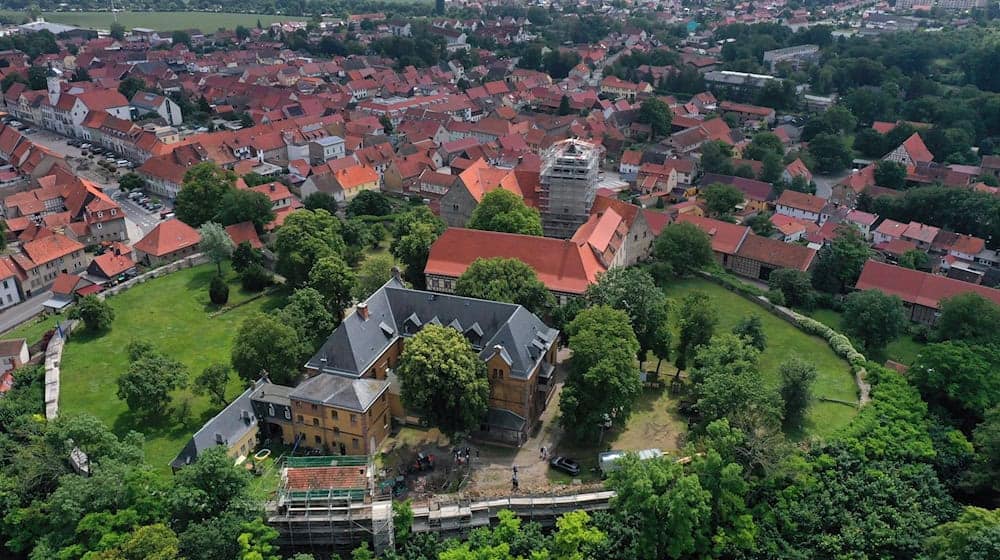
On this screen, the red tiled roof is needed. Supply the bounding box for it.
[225,221,263,249]
[90,250,136,278]
[285,466,368,491]
[856,260,1000,309]
[134,219,201,257]
[875,238,918,257]
[51,273,84,296]
[676,214,749,256]
[21,234,83,266]
[901,133,933,164]
[735,235,816,271]
[425,228,605,295]
[776,190,826,214]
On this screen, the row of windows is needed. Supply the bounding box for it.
[303,433,360,448]
[296,411,358,424]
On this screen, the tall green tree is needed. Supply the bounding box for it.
[638,97,673,138]
[346,190,392,217]
[117,76,145,100]
[743,131,784,161]
[732,315,767,352]
[675,292,718,370]
[231,313,305,385]
[396,324,489,435]
[560,306,642,442]
[193,363,231,408]
[702,183,745,218]
[197,222,234,275]
[353,254,396,301]
[842,289,907,352]
[810,224,872,293]
[216,189,275,233]
[175,163,236,228]
[875,160,908,189]
[768,268,815,309]
[585,267,669,360]
[807,133,853,174]
[935,293,1000,346]
[279,288,335,350]
[653,222,715,278]
[71,295,115,332]
[910,342,1000,423]
[455,257,553,314]
[116,343,188,416]
[393,223,439,287]
[778,357,818,429]
[700,140,734,175]
[274,209,345,287]
[308,254,355,319]
[925,506,1000,560]
[467,189,543,236]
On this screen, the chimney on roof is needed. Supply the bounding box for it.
[357,302,369,320]
[391,266,402,282]
[269,183,276,192]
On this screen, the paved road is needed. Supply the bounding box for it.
[24,130,164,240]
[814,170,850,199]
[111,191,165,238]
[0,290,52,334]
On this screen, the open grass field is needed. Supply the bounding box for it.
[1,314,61,346]
[0,10,299,32]
[806,307,925,366]
[666,279,859,437]
[59,262,286,475]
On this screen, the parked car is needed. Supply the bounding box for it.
[80,143,91,149]
[116,160,130,167]
[549,456,581,476]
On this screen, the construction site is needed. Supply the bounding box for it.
[266,454,615,557]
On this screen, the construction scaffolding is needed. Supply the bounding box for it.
[539,138,601,239]
[270,455,395,555]
[267,456,616,554]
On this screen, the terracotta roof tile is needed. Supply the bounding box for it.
[735,235,816,271]
[134,219,200,257]
[426,228,605,295]
[676,214,749,256]
[856,260,1000,309]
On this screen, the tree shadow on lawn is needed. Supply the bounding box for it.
[113,406,199,441]
[68,326,113,344]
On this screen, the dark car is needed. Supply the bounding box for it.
[549,456,581,476]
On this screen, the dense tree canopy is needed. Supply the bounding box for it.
[396,324,489,435]
[467,189,544,236]
[654,222,715,278]
[455,257,553,314]
[561,305,642,442]
[842,289,907,352]
[585,267,669,360]
[274,209,346,287]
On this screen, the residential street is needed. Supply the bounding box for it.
[23,129,163,240]
[0,290,52,333]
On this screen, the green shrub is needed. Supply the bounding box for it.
[240,263,273,292]
[209,274,229,305]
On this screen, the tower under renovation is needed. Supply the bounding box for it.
[539,139,600,239]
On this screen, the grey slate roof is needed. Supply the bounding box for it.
[289,374,390,412]
[170,381,259,469]
[305,278,558,381]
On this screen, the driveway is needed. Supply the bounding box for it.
[0,290,52,333]
[813,170,850,199]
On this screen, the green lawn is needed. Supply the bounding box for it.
[666,279,859,437]
[2,10,299,31]
[59,263,285,474]
[1,314,61,347]
[805,308,925,366]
